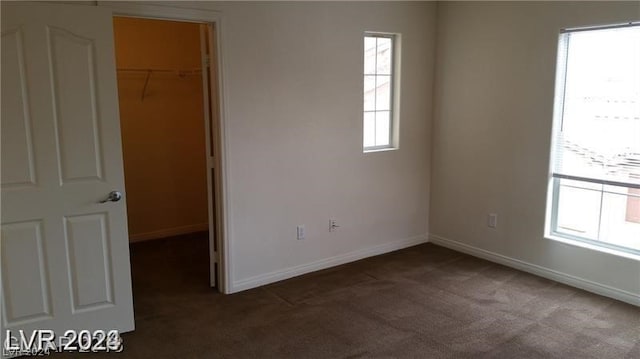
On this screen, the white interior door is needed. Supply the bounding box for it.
[1,1,134,352]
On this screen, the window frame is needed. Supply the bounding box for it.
[363,32,399,152]
[546,22,640,256]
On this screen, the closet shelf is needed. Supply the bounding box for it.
[117,68,202,74]
[116,68,203,101]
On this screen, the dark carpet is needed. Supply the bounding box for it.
[59,232,639,358]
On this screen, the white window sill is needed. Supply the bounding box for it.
[546,234,640,261]
[363,147,398,154]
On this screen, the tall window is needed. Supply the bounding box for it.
[363,33,397,151]
[547,23,640,254]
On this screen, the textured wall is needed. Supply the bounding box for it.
[164,1,437,289]
[431,1,640,297]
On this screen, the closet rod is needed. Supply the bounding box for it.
[118,68,203,102]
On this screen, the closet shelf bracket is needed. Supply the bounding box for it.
[141,70,152,102]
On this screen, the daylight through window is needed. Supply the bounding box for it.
[363,34,396,150]
[548,23,640,253]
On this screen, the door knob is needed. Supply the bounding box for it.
[99,190,122,203]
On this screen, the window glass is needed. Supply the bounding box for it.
[363,34,396,150]
[548,24,640,253]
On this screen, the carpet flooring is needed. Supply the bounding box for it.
[57,232,639,358]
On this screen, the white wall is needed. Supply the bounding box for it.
[146,2,436,290]
[431,1,640,302]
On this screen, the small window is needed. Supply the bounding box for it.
[547,23,640,254]
[363,33,398,151]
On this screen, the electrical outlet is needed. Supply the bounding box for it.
[297,225,305,240]
[488,213,498,229]
[329,219,339,232]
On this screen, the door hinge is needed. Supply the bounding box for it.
[204,55,211,68]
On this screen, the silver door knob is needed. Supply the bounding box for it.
[99,191,122,203]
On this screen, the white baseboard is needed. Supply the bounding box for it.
[231,234,429,293]
[129,223,209,242]
[429,234,640,306]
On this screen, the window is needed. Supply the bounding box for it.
[547,23,640,254]
[363,33,397,151]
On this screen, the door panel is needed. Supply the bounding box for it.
[1,221,52,326]
[1,3,134,354]
[64,213,114,311]
[1,28,37,188]
[49,27,104,183]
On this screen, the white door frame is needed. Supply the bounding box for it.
[97,1,231,294]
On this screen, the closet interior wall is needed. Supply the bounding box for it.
[113,17,209,242]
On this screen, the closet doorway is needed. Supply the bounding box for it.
[112,16,222,290]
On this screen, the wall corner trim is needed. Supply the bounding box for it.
[230,234,429,293]
[428,234,640,307]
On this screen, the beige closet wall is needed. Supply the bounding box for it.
[114,17,209,241]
